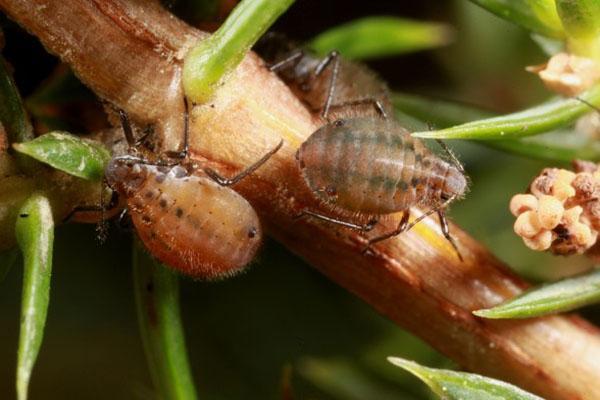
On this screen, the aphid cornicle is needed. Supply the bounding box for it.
[71,101,282,280]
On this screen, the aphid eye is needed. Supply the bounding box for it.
[325,185,337,196]
[333,119,345,127]
[248,227,257,239]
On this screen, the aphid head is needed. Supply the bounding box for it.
[441,165,468,202]
[105,156,148,196]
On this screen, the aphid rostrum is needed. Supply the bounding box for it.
[70,102,282,280]
[259,38,467,257]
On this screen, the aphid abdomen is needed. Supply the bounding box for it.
[298,118,448,215]
[129,166,261,280]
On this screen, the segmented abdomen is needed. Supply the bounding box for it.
[297,118,451,214]
[128,166,261,280]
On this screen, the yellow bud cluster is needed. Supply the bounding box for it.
[510,161,600,255]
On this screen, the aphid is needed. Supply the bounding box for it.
[256,33,392,119]
[71,102,282,280]
[258,37,468,257]
[296,117,467,257]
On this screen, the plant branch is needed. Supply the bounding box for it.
[2,1,600,399]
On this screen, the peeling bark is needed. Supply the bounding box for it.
[2,1,600,399]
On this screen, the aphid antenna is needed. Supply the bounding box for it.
[435,139,465,174]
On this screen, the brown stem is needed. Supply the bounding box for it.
[2,1,600,399]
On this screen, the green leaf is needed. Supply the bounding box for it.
[474,269,600,319]
[392,92,494,127]
[487,131,600,162]
[0,247,18,282]
[309,16,453,60]
[0,55,33,144]
[468,0,564,38]
[298,357,417,400]
[411,84,600,140]
[133,242,198,400]
[13,132,110,181]
[556,0,600,60]
[388,357,543,400]
[15,194,54,400]
[183,0,295,103]
[393,92,600,161]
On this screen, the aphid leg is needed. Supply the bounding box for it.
[435,139,465,174]
[365,193,459,251]
[326,98,388,120]
[117,109,137,149]
[203,140,284,186]
[437,210,463,262]
[63,185,119,242]
[314,50,340,119]
[362,210,410,253]
[116,108,155,149]
[295,209,378,231]
[164,97,190,160]
[62,186,120,223]
[268,50,304,72]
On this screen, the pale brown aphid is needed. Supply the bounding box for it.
[298,118,467,214]
[259,37,467,256]
[72,103,282,280]
[105,160,262,279]
[297,117,468,255]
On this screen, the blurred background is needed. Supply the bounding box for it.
[1,0,598,398]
